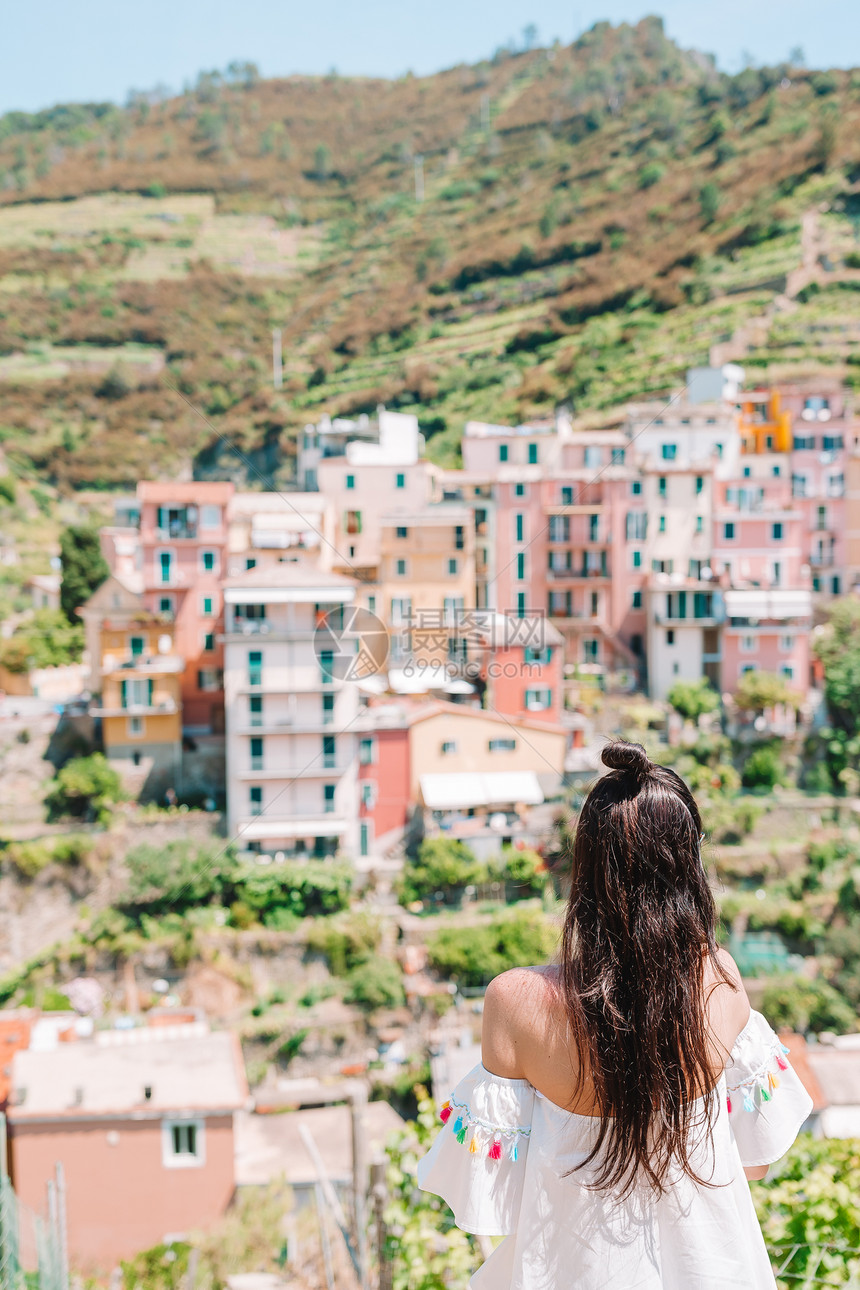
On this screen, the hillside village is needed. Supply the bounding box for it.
[2,17,860,1290]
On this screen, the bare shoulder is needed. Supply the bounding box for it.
[710,947,752,1039]
[482,966,558,1078]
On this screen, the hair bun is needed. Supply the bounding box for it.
[601,740,651,778]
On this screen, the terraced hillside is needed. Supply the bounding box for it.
[0,19,859,487]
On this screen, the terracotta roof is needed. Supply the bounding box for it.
[778,1032,828,1112]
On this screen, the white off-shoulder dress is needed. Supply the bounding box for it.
[418,1010,812,1289]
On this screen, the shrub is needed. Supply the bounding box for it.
[399,838,484,905]
[4,839,53,878]
[306,910,382,975]
[742,745,785,790]
[236,860,351,920]
[45,754,122,822]
[1,609,84,672]
[637,162,665,189]
[123,840,239,914]
[490,846,546,897]
[0,475,16,504]
[735,670,800,712]
[667,678,720,723]
[427,908,557,988]
[344,959,405,1011]
[761,976,857,1035]
[699,182,721,225]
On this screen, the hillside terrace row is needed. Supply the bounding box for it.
[82,366,857,859]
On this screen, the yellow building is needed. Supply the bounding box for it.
[407,703,567,798]
[85,590,183,786]
[737,390,792,455]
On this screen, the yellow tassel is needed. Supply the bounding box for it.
[469,1135,478,1154]
[768,1071,779,1091]
[442,1100,451,1110]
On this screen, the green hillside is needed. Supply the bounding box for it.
[0,18,858,487]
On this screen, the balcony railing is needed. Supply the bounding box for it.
[155,523,197,541]
[102,654,183,674]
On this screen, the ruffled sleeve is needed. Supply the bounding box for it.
[417,1063,535,1236]
[725,1009,813,1168]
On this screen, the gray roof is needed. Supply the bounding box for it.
[222,561,356,591]
[9,1029,247,1120]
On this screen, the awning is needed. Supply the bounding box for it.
[419,771,544,811]
[237,818,347,840]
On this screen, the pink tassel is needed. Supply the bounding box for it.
[776,1055,788,1071]
[488,1135,502,1161]
[440,1105,452,1125]
[727,1095,732,1114]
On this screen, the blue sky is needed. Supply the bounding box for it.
[1,0,855,116]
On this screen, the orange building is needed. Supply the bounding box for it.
[736,389,792,455]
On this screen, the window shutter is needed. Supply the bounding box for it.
[120,680,127,709]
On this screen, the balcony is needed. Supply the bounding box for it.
[92,698,178,718]
[235,763,351,780]
[102,654,183,674]
[155,523,197,541]
[547,564,609,581]
[809,552,836,568]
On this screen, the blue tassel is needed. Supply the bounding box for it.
[780,1043,790,1054]
[743,1092,755,1112]
[453,1116,464,1135]
[508,1139,518,1162]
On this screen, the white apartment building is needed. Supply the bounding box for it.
[222,561,360,858]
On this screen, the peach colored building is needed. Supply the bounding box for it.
[8,1028,247,1273]
[138,481,234,734]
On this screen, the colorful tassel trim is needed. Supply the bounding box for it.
[743,1092,755,1112]
[469,1135,478,1154]
[488,1135,502,1160]
[727,1038,792,1114]
[440,1104,452,1125]
[508,1140,518,1162]
[776,1055,788,1071]
[442,1094,531,1162]
[456,1125,467,1145]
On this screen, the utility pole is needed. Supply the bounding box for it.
[413,155,424,202]
[272,327,283,390]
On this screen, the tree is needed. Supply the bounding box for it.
[399,838,484,905]
[344,959,405,1011]
[313,143,331,179]
[761,975,857,1035]
[45,753,123,823]
[741,744,784,790]
[522,23,539,50]
[667,677,720,723]
[122,840,240,914]
[734,669,800,713]
[755,1136,860,1282]
[0,608,84,673]
[60,525,109,622]
[813,598,860,779]
[427,908,558,987]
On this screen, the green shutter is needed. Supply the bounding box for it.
[147,679,153,706]
[120,680,127,710]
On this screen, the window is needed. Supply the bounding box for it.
[695,476,704,495]
[359,737,376,766]
[561,486,573,505]
[741,664,756,676]
[448,558,458,575]
[661,444,677,461]
[396,559,407,576]
[792,474,808,498]
[249,694,263,726]
[201,596,213,616]
[823,435,844,452]
[632,590,642,609]
[249,786,263,816]
[197,668,220,691]
[516,553,526,581]
[584,446,601,469]
[319,649,334,684]
[323,735,336,768]
[780,635,794,652]
[200,505,221,529]
[235,602,266,622]
[516,592,526,618]
[772,464,781,478]
[395,472,405,489]
[163,1120,204,1169]
[367,595,376,614]
[549,515,569,542]
[525,688,552,710]
[201,550,217,574]
[346,474,355,490]
[390,598,412,626]
[658,515,666,533]
[345,510,362,535]
[612,448,625,465]
[360,783,376,810]
[246,557,256,570]
[590,591,599,615]
[322,692,335,723]
[514,482,526,498]
[740,635,757,653]
[714,442,723,458]
[515,514,525,542]
[203,632,215,653]
[488,738,517,753]
[120,678,153,710]
[781,665,794,680]
[455,525,464,550]
[583,638,599,662]
[652,559,674,574]
[127,716,144,738]
[525,646,551,664]
[658,476,667,499]
[631,480,642,496]
[159,596,173,614]
[395,526,408,539]
[828,474,845,498]
[793,435,815,450]
[589,514,599,542]
[528,443,538,464]
[771,522,783,541]
[441,741,457,755]
[250,736,264,771]
[832,575,841,596]
[360,821,371,856]
[723,522,735,541]
[666,629,675,646]
[632,549,642,569]
[499,444,509,463]
[323,784,336,813]
[129,635,145,658]
[248,650,262,687]
[817,505,828,530]
[626,512,647,541]
[695,515,703,534]
[772,561,782,586]
[742,465,751,479]
[158,551,173,585]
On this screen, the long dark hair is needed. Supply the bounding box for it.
[558,739,733,1197]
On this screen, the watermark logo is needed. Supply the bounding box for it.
[313,606,389,682]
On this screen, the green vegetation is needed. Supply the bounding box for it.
[59,525,109,622]
[2,833,92,879]
[344,959,405,1011]
[813,598,860,787]
[0,608,84,673]
[45,753,123,823]
[667,678,720,723]
[399,838,485,904]
[761,976,858,1035]
[306,909,383,975]
[427,907,558,987]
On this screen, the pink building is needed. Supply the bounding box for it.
[781,384,849,599]
[356,714,412,859]
[138,481,234,733]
